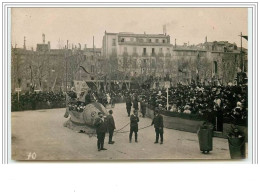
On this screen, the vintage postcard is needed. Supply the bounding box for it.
[11,7,249,161]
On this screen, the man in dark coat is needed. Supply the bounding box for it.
[106,110,116,144]
[133,98,139,111]
[129,110,139,143]
[140,99,146,117]
[94,112,107,151]
[126,96,132,117]
[151,109,164,144]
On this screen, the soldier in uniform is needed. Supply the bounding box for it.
[126,96,132,117]
[94,112,107,151]
[129,110,139,143]
[106,110,116,144]
[151,109,164,144]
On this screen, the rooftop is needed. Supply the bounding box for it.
[105,32,169,38]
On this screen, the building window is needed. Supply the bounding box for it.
[152,48,155,55]
[156,39,159,43]
[162,39,166,43]
[121,38,125,42]
[124,47,127,52]
[112,39,116,46]
[159,48,163,53]
[139,39,143,43]
[130,37,134,42]
[214,61,218,74]
[167,48,170,52]
[147,38,152,43]
[143,48,146,55]
[112,48,116,54]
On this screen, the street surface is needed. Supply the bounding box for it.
[12,103,236,161]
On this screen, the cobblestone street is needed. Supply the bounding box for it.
[11,103,234,161]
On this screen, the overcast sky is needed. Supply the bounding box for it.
[11,8,248,50]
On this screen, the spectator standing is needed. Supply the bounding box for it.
[151,109,164,144]
[129,110,139,143]
[94,112,107,151]
[106,110,116,144]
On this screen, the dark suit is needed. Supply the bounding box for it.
[94,117,107,150]
[106,114,116,143]
[133,100,139,110]
[140,101,146,117]
[129,114,139,142]
[151,114,164,143]
[126,98,132,116]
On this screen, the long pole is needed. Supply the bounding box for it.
[166,87,169,110]
[18,91,20,103]
[65,50,67,92]
[240,32,243,71]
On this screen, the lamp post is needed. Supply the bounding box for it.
[65,51,68,92]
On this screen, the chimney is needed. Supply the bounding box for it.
[163,25,166,35]
[48,41,50,51]
[42,34,45,44]
[205,36,207,43]
[23,36,26,50]
[67,40,69,49]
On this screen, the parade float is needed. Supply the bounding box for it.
[63,80,108,136]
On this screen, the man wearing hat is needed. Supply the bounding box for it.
[106,110,116,144]
[94,112,107,151]
[151,109,164,144]
[140,99,146,117]
[129,110,139,143]
[133,97,139,111]
[126,96,132,117]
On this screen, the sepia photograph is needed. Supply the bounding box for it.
[10,7,249,161]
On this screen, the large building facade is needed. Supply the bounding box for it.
[11,32,247,92]
[102,32,174,82]
[102,32,247,87]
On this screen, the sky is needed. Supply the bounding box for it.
[11,8,248,50]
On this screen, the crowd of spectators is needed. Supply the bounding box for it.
[135,83,248,125]
[11,82,248,126]
[11,91,66,111]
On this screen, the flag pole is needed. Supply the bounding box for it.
[240,32,243,72]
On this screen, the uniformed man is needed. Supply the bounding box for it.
[129,110,139,143]
[126,96,132,117]
[106,110,116,144]
[94,112,107,151]
[151,109,164,144]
